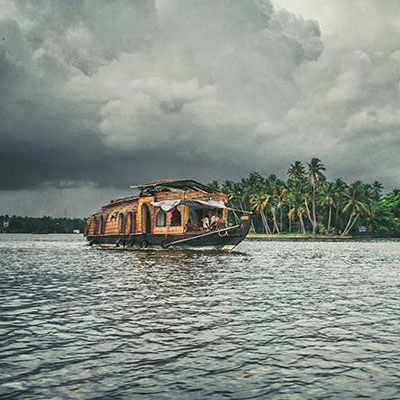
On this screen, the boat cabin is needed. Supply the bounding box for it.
[84,179,229,238]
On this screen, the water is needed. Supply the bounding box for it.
[1,234,400,399]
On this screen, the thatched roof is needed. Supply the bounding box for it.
[130,179,216,193]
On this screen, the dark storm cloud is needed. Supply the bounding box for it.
[1,0,399,197]
[0,0,324,191]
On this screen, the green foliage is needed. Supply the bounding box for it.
[319,226,335,235]
[0,215,85,234]
[210,159,400,236]
[380,192,400,219]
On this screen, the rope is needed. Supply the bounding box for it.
[226,207,253,215]
[164,224,240,247]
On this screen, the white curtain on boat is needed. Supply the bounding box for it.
[194,200,226,209]
[151,200,182,211]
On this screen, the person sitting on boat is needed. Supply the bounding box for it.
[216,217,226,230]
[201,215,210,231]
[210,213,218,230]
[210,213,226,230]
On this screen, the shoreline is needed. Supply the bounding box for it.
[246,233,399,241]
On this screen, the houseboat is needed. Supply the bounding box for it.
[84,179,251,251]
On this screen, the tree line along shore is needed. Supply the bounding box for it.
[1,158,399,237]
[208,158,400,237]
[0,216,84,234]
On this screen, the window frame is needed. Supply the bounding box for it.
[156,209,167,227]
[118,213,125,234]
[128,212,136,234]
[171,208,182,226]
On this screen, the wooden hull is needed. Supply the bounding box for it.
[86,218,251,251]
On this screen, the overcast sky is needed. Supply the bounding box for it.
[1,0,399,216]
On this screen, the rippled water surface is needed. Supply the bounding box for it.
[1,234,400,399]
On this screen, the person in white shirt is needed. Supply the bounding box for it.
[210,214,218,229]
[202,215,210,230]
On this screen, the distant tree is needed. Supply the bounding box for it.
[0,216,85,234]
[306,158,326,234]
[320,182,336,231]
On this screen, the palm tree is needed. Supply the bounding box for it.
[303,182,314,228]
[208,180,220,191]
[212,159,397,236]
[250,192,272,233]
[222,180,244,210]
[288,161,306,181]
[276,181,288,232]
[306,158,326,234]
[287,177,308,232]
[341,181,368,236]
[242,173,266,232]
[288,191,306,234]
[320,181,336,231]
[221,180,236,205]
[268,175,281,233]
[221,180,241,224]
[371,180,384,201]
[333,178,348,233]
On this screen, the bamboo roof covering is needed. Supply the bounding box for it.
[130,179,217,194]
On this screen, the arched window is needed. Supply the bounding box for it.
[142,204,152,233]
[128,212,136,233]
[171,208,182,226]
[118,213,125,233]
[156,209,166,227]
